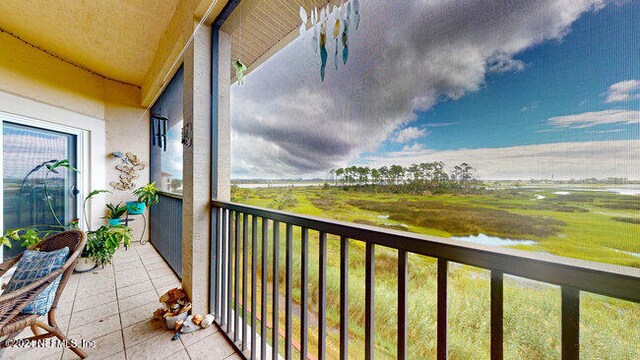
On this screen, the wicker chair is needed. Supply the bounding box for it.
[0,230,87,359]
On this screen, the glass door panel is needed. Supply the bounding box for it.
[2,122,78,260]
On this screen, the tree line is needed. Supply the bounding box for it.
[328,162,480,194]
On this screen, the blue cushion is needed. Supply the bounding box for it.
[5,248,70,315]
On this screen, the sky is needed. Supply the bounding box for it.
[230,0,640,180]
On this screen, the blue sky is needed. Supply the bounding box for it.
[378,1,639,154]
[231,0,640,180]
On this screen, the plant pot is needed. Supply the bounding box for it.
[165,311,189,330]
[108,218,122,226]
[126,201,146,215]
[74,257,97,273]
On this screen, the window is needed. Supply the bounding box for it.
[150,66,184,195]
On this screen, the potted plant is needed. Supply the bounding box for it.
[127,182,159,215]
[2,159,77,251]
[105,202,128,226]
[76,225,132,272]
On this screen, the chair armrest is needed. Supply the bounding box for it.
[0,257,21,278]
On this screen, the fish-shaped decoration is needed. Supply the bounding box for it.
[299,6,308,40]
[333,19,340,70]
[320,28,328,81]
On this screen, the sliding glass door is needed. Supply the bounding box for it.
[2,121,78,260]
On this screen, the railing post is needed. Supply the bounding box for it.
[261,218,268,360]
[300,227,309,360]
[227,211,234,332]
[318,232,327,360]
[242,213,249,350]
[273,221,280,359]
[437,259,448,360]
[365,243,375,360]
[491,271,503,360]
[340,236,349,360]
[398,250,407,360]
[221,209,228,327]
[562,286,580,360]
[285,224,293,359]
[234,212,241,342]
[251,215,258,359]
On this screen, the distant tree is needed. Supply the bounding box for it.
[371,168,381,185]
[335,168,344,185]
[452,162,474,187]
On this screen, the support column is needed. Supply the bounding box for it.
[212,29,231,201]
[182,20,213,314]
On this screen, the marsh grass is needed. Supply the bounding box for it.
[227,187,640,358]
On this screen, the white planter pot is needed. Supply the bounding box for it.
[74,257,97,273]
[165,311,189,330]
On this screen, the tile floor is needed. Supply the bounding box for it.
[3,242,241,360]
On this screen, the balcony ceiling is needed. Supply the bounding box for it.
[0,0,181,86]
[223,0,333,82]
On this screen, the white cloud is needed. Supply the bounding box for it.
[548,109,640,128]
[396,127,427,143]
[487,53,525,73]
[232,0,611,178]
[605,79,640,103]
[358,140,640,180]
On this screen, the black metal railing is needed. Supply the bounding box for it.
[149,192,183,277]
[209,200,640,360]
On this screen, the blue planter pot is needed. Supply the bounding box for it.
[127,201,146,215]
[108,218,122,226]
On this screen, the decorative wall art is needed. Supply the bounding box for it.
[301,0,360,81]
[110,152,146,191]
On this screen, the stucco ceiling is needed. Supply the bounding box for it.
[0,0,181,86]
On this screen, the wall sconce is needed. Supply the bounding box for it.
[151,114,169,151]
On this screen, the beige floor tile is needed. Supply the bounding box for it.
[68,300,119,330]
[118,289,158,313]
[67,314,121,341]
[56,299,75,317]
[120,302,159,329]
[124,331,184,360]
[114,262,146,274]
[73,289,117,312]
[151,274,181,290]
[179,325,219,347]
[116,280,154,300]
[75,281,116,300]
[115,272,149,288]
[147,267,176,281]
[122,319,166,348]
[62,330,124,360]
[103,351,126,360]
[164,349,190,360]
[185,332,236,360]
[144,260,173,273]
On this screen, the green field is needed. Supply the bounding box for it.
[230,185,640,359]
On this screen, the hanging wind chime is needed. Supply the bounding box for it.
[300,0,360,81]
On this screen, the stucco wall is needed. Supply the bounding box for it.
[104,82,150,242]
[0,31,149,238]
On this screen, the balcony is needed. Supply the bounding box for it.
[0,0,638,359]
